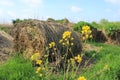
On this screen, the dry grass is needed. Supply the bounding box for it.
[13,19,82,59]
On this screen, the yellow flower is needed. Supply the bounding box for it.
[88,30,92,34]
[81,31,84,34]
[66,41,69,45]
[62,43,65,45]
[86,25,90,30]
[39,73,42,77]
[74,56,78,60]
[71,43,74,46]
[30,53,40,61]
[82,26,87,30]
[85,34,89,39]
[82,37,86,41]
[37,67,41,72]
[49,42,55,48]
[52,53,55,55]
[35,67,41,73]
[70,58,75,65]
[71,37,74,40]
[36,60,42,65]
[77,55,82,63]
[44,54,48,57]
[84,30,87,32]
[89,35,93,38]
[74,54,82,63]
[62,31,71,39]
[65,39,68,41]
[35,70,39,73]
[59,39,63,43]
[81,25,92,41]
[34,53,40,56]
[54,48,57,51]
[77,59,82,63]
[30,55,34,61]
[78,76,86,80]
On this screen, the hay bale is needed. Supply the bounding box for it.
[0,30,13,61]
[92,28,108,42]
[109,29,120,45]
[13,19,82,59]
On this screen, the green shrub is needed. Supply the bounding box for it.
[73,21,93,31]
[12,19,23,24]
[0,27,9,33]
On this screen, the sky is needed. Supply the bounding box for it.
[0,0,120,23]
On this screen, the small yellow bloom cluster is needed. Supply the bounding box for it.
[81,25,92,41]
[69,58,75,65]
[62,31,71,39]
[49,42,55,48]
[31,52,45,78]
[68,54,82,65]
[31,53,40,61]
[36,60,42,65]
[77,76,86,80]
[35,67,45,77]
[74,54,82,63]
[59,31,74,46]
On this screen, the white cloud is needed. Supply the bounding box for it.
[105,0,120,5]
[22,0,43,7]
[71,6,83,13]
[0,0,14,6]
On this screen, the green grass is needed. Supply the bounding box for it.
[81,43,120,80]
[0,55,40,80]
[0,43,120,80]
[0,27,9,33]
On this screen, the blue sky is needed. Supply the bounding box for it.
[0,0,120,23]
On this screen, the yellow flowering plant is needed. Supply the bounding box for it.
[77,76,86,80]
[59,31,74,47]
[30,53,40,61]
[81,25,92,41]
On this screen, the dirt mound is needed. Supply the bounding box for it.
[92,28,108,43]
[12,19,82,59]
[109,29,120,45]
[0,30,13,61]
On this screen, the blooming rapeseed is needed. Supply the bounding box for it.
[81,25,92,41]
[74,54,82,63]
[49,42,55,48]
[62,31,71,39]
[59,31,74,46]
[36,60,42,65]
[39,73,43,77]
[78,76,86,80]
[31,53,40,61]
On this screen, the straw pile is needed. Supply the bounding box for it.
[13,19,82,59]
[109,29,120,45]
[92,28,108,43]
[0,30,13,61]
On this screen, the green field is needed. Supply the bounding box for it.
[0,42,119,80]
